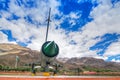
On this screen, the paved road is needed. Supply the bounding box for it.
[0,75,120,80]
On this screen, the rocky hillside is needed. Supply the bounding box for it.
[0,43,40,67]
[0,43,120,72]
[64,57,120,71]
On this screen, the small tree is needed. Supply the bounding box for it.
[0,65,2,71]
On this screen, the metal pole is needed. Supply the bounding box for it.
[45,8,51,42]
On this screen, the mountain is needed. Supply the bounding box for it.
[64,57,120,71]
[0,43,120,72]
[0,43,40,67]
[57,57,69,63]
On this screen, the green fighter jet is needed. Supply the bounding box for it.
[30,8,60,76]
[40,8,59,73]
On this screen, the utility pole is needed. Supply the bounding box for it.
[45,8,51,42]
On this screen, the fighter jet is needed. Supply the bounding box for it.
[40,8,59,72]
[31,8,59,75]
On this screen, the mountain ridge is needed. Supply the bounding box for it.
[0,43,120,72]
[63,57,120,71]
[0,43,40,67]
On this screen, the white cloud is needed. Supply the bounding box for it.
[0,32,9,43]
[78,0,120,61]
[0,0,61,42]
[83,1,120,37]
[111,59,120,63]
[54,0,120,59]
[104,41,120,56]
[0,31,16,44]
[0,18,32,42]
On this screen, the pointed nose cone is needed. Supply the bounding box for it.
[44,41,56,54]
[42,41,59,57]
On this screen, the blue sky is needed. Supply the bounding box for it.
[0,0,120,62]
